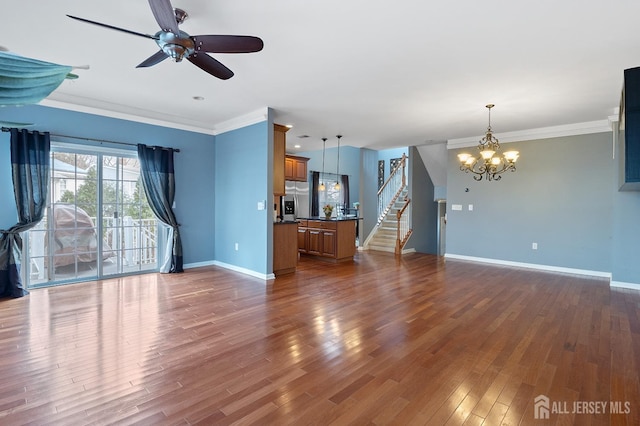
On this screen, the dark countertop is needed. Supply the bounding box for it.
[298,216,362,222]
[273,220,299,225]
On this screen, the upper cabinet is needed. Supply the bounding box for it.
[273,124,289,196]
[285,155,309,182]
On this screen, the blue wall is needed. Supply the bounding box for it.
[377,147,409,179]
[446,132,616,274]
[360,148,379,244]
[407,147,438,254]
[214,120,271,275]
[0,104,216,266]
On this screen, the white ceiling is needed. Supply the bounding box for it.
[2,0,639,152]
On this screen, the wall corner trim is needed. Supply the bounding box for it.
[212,108,269,135]
[447,119,612,149]
[444,254,612,280]
[40,97,217,135]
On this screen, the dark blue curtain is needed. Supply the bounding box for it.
[137,144,183,273]
[0,129,50,298]
[341,174,350,212]
[311,171,320,217]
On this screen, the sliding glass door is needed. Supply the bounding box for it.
[26,145,159,288]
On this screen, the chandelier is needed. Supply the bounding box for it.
[457,104,519,181]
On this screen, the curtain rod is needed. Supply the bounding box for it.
[1,127,180,153]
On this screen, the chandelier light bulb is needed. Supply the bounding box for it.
[504,151,520,162]
[480,150,495,160]
[458,153,471,163]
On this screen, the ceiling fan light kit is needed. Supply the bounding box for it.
[67,0,263,80]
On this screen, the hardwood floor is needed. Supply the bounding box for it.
[0,252,638,425]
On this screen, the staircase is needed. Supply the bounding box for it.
[364,154,412,254]
[367,188,409,253]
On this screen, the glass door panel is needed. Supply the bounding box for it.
[25,148,158,288]
[101,155,157,277]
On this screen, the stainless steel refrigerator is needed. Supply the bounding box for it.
[283,181,310,221]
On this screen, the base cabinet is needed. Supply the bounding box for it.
[321,230,336,257]
[273,222,298,276]
[297,219,356,262]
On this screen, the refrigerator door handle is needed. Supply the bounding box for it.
[293,194,298,219]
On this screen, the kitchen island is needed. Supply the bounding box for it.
[297,217,359,262]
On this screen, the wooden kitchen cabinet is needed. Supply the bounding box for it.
[273,124,289,196]
[297,219,357,262]
[307,229,322,255]
[297,227,308,253]
[320,230,336,257]
[273,222,298,276]
[285,155,309,182]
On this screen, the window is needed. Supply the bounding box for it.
[318,173,345,217]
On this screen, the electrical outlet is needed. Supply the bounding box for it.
[532,242,538,250]
[235,243,239,251]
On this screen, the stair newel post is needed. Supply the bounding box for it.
[396,208,402,254]
[401,153,406,189]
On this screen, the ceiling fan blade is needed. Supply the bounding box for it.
[148,0,180,35]
[191,35,264,54]
[136,50,169,68]
[188,53,234,80]
[66,15,157,40]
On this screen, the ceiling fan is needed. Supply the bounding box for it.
[67,0,263,80]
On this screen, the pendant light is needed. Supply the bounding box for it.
[334,134,342,190]
[319,137,327,191]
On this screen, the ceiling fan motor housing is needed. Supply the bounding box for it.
[156,31,194,62]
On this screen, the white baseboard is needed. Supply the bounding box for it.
[610,281,640,291]
[212,261,275,281]
[444,254,612,280]
[183,260,217,269]
[184,259,274,280]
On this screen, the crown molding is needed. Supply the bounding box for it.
[447,119,613,149]
[211,107,269,135]
[40,95,217,135]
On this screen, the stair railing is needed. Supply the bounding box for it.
[396,198,413,254]
[377,153,407,224]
